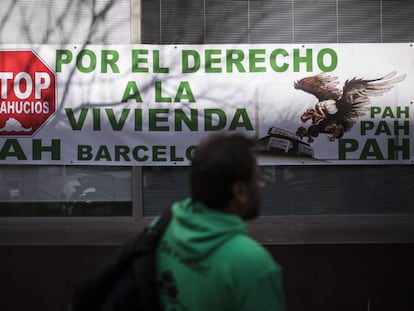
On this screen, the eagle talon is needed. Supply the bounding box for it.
[296,126,307,139]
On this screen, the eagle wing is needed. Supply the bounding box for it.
[338,71,406,120]
[294,73,342,101]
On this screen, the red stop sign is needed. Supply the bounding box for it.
[0,50,56,136]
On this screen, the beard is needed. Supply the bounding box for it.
[242,192,261,220]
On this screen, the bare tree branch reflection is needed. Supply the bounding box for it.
[0,0,128,45]
[0,1,17,39]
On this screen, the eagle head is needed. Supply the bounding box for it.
[294,77,317,92]
[294,80,302,90]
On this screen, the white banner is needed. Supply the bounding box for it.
[0,44,413,165]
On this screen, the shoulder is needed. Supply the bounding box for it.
[214,235,285,310]
[217,235,281,273]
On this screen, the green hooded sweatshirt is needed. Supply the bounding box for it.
[156,198,285,311]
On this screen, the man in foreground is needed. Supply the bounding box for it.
[156,133,285,311]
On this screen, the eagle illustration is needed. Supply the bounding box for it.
[294,71,406,143]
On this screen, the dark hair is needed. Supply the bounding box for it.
[190,133,256,210]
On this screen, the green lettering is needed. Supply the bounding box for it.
[122,81,143,102]
[95,145,112,161]
[182,50,200,73]
[317,48,337,72]
[153,145,167,161]
[132,146,149,161]
[106,109,130,131]
[370,106,382,118]
[65,108,88,130]
[153,50,169,73]
[149,109,169,131]
[174,82,195,102]
[382,106,395,118]
[394,120,410,135]
[101,50,120,73]
[397,106,409,118]
[360,121,375,135]
[205,109,226,131]
[226,49,245,73]
[55,50,72,72]
[170,146,184,162]
[293,49,312,72]
[249,49,266,72]
[0,139,27,160]
[155,81,172,102]
[338,139,358,160]
[205,49,222,73]
[93,108,100,130]
[135,109,142,131]
[78,145,93,160]
[375,121,392,135]
[270,49,289,72]
[76,50,96,73]
[388,138,410,159]
[33,139,60,160]
[229,108,253,130]
[115,145,131,161]
[360,139,384,160]
[186,145,197,161]
[131,49,149,73]
[175,109,198,131]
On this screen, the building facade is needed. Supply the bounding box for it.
[0,1,413,310]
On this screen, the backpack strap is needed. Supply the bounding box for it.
[132,205,173,253]
[133,205,173,311]
[152,205,173,235]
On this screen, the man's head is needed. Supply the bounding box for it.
[190,133,261,220]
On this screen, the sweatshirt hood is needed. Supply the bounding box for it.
[166,198,247,261]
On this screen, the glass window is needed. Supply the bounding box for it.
[143,165,414,217]
[259,165,414,216]
[294,0,338,43]
[382,0,414,42]
[0,0,130,44]
[142,0,414,45]
[143,166,190,217]
[338,0,381,42]
[250,0,294,44]
[0,0,132,219]
[0,166,132,217]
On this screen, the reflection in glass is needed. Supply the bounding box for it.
[143,166,190,217]
[0,166,132,217]
[260,165,414,216]
[142,165,414,217]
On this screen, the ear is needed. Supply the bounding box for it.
[232,181,249,205]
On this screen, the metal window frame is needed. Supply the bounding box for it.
[0,167,149,245]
